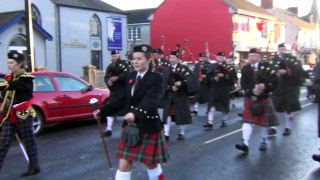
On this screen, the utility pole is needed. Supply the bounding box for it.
[25,0,35,72]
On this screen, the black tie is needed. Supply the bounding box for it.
[133,75,141,94]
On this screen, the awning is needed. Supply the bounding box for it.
[0,11,53,41]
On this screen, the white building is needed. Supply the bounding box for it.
[0,0,127,76]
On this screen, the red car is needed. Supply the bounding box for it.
[31,71,109,135]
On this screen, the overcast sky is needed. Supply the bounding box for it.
[101,0,317,16]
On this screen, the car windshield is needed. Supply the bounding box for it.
[54,75,87,92]
[34,74,55,92]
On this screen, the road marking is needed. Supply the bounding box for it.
[302,103,313,108]
[204,102,314,145]
[204,129,242,144]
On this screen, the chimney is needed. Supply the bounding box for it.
[261,0,273,9]
[310,15,314,23]
[287,7,298,15]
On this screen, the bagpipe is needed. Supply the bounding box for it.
[169,44,200,95]
[170,65,200,95]
[125,38,136,61]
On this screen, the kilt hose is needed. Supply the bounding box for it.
[243,97,279,127]
[117,129,169,165]
[0,117,40,170]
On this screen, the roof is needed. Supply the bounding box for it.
[51,0,126,14]
[224,0,276,20]
[276,8,317,30]
[126,8,156,24]
[0,11,53,41]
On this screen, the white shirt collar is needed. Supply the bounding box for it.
[172,63,177,69]
[137,69,148,79]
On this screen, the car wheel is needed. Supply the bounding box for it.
[33,108,44,135]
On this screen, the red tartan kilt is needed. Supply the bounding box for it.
[117,129,169,165]
[243,97,279,127]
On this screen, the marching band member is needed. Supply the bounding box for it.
[103,50,131,136]
[191,53,211,115]
[152,48,171,121]
[235,48,279,153]
[94,44,168,180]
[269,43,305,136]
[163,50,196,140]
[312,58,320,162]
[203,52,235,129]
[0,51,40,176]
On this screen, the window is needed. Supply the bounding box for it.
[54,75,87,92]
[33,75,55,92]
[128,26,141,40]
[91,51,102,70]
[31,4,41,25]
[90,15,101,37]
[261,21,268,38]
[239,16,249,32]
[233,22,239,32]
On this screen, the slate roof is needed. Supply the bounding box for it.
[276,8,317,29]
[126,8,156,24]
[0,11,22,28]
[224,0,276,20]
[0,11,53,40]
[51,0,126,14]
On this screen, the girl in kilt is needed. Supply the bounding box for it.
[94,44,168,180]
[235,48,279,153]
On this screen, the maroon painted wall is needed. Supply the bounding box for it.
[150,0,233,60]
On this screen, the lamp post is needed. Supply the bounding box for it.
[24,0,35,72]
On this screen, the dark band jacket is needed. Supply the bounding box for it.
[0,72,36,125]
[208,63,235,87]
[168,64,200,95]
[106,60,129,78]
[154,59,170,74]
[270,57,301,76]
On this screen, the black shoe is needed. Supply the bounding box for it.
[103,130,112,137]
[268,128,277,136]
[164,135,170,141]
[21,168,40,177]
[313,154,320,162]
[283,128,292,136]
[259,142,267,151]
[191,110,198,116]
[238,113,243,117]
[220,121,228,128]
[235,143,249,153]
[177,134,185,140]
[203,123,213,129]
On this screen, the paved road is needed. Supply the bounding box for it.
[1,88,319,180]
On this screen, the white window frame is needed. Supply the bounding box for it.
[128,26,141,41]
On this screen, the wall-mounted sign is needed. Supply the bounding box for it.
[63,39,87,48]
[107,17,122,50]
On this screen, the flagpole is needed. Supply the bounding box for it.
[25,0,35,72]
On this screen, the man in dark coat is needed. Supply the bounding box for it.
[269,43,304,136]
[203,52,235,129]
[190,53,211,115]
[103,50,130,136]
[163,50,196,140]
[235,48,279,153]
